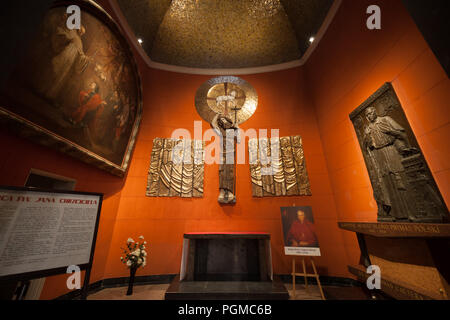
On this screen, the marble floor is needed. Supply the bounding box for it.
[87,283,371,300]
[88,284,169,300]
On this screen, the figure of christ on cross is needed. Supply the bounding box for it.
[209,83,244,204]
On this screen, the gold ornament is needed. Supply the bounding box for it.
[195,76,258,125]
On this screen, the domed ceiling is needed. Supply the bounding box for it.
[116,0,334,69]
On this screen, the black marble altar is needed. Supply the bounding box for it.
[165,233,289,300]
[165,275,289,300]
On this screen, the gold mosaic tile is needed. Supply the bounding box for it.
[280,0,334,54]
[116,0,334,68]
[150,0,299,68]
[116,0,172,53]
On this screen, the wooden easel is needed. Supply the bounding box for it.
[291,257,325,300]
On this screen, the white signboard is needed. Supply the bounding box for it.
[0,188,101,278]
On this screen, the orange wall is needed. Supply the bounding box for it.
[304,0,450,265]
[103,66,350,280]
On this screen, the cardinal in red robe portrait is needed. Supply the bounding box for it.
[287,209,318,247]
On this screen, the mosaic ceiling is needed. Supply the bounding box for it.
[116,0,334,68]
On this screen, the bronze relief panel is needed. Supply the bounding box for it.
[146,138,205,198]
[350,82,448,223]
[248,135,311,197]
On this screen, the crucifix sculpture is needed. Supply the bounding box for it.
[211,112,239,203]
[195,76,258,204]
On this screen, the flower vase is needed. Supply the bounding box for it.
[126,266,137,296]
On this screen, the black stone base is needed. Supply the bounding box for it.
[164,275,289,300]
[53,274,361,300]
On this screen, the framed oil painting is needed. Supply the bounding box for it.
[0,0,142,177]
[280,206,321,256]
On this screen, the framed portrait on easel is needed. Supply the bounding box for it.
[280,206,325,299]
[280,206,321,256]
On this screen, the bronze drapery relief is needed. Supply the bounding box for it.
[146,138,205,198]
[248,135,311,197]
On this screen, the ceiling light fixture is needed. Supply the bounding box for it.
[309,37,315,43]
[138,38,143,44]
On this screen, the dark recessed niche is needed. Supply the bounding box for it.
[25,170,76,191]
[194,238,260,281]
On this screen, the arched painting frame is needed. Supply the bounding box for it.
[0,0,142,177]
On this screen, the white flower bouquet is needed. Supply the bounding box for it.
[120,235,148,269]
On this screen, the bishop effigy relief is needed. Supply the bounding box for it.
[195,76,258,204]
[350,83,448,223]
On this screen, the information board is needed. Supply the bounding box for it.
[0,186,102,280]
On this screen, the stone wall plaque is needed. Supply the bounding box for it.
[146,138,204,198]
[349,82,448,223]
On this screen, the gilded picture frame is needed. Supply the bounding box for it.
[0,0,142,177]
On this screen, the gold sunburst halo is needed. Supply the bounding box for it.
[195,76,258,125]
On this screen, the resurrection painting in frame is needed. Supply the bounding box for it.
[280,206,321,256]
[0,0,142,176]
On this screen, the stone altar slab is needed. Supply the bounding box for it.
[166,232,289,300]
